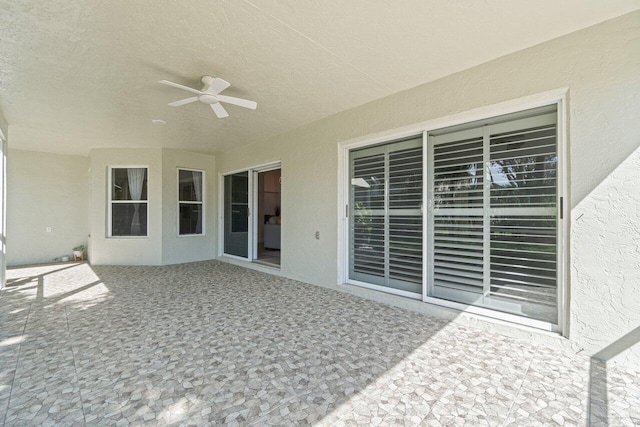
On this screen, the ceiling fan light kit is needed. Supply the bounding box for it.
[158,76,257,119]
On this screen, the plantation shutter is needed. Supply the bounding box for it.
[350,138,423,295]
[487,114,558,322]
[428,107,559,324]
[351,147,386,284]
[388,146,423,288]
[428,128,485,304]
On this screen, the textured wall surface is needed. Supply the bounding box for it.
[87,147,217,265]
[571,147,640,367]
[161,148,216,265]
[7,149,89,265]
[216,12,640,366]
[0,109,7,288]
[0,108,7,139]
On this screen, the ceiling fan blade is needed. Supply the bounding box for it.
[217,95,257,110]
[207,78,231,95]
[158,80,203,95]
[210,102,229,118]
[168,97,199,107]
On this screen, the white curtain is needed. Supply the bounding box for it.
[192,171,202,233]
[128,168,145,235]
[192,171,202,202]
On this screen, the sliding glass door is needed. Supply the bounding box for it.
[427,107,559,323]
[344,104,562,328]
[224,172,249,258]
[222,163,282,263]
[349,137,423,295]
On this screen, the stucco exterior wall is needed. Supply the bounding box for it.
[571,147,640,366]
[161,148,216,265]
[7,149,89,266]
[216,12,640,366]
[0,109,7,287]
[0,109,7,142]
[87,147,217,265]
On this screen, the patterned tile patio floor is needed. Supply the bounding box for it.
[0,261,638,426]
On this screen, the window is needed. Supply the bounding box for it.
[109,167,148,237]
[178,169,204,235]
[427,105,560,324]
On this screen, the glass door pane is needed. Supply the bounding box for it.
[429,127,485,305]
[388,144,423,292]
[487,113,558,323]
[224,172,249,258]
[350,137,423,295]
[427,107,559,324]
[350,146,386,287]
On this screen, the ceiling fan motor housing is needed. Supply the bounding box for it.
[198,94,219,104]
[158,76,256,119]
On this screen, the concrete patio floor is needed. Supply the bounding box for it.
[0,261,638,426]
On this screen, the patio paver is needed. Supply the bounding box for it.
[1,260,638,426]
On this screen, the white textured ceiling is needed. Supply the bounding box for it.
[1,0,639,155]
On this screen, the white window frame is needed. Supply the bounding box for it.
[107,165,150,239]
[337,88,569,335]
[177,168,205,237]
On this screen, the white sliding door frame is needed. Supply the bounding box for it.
[0,131,6,290]
[219,169,252,261]
[341,134,425,300]
[424,105,566,333]
[251,162,281,261]
[337,88,569,335]
[218,161,281,262]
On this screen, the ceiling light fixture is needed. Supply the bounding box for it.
[152,119,167,125]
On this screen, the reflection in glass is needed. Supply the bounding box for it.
[350,139,423,294]
[112,203,148,236]
[429,109,559,324]
[179,204,202,235]
[489,124,557,208]
[112,168,148,201]
[224,172,249,257]
[433,136,483,208]
[178,169,204,235]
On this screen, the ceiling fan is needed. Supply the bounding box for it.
[158,76,257,118]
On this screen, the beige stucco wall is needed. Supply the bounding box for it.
[88,148,163,265]
[7,149,89,266]
[87,147,216,265]
[0,109,7,287]
[161,148,216,265]
[0,109,7,141]
[216,12,640,366]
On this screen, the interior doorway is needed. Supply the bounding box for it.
[254,168,281,267]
